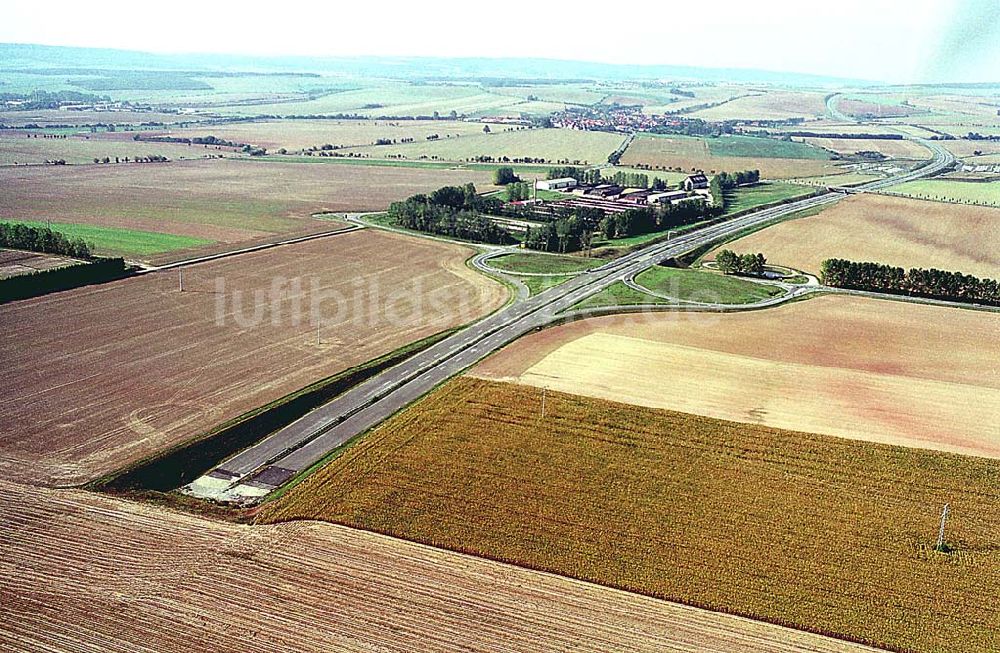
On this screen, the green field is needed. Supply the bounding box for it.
[489,252,602,275]
[570,281,670,310]
[634,266,785,304]
[522,274,575,296]
[890,180,1000,206]
[706,135,831,160]
[723,182,816,215]
[0,220,212,256]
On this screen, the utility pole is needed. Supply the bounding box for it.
[541,386,547,418]
[936,503,950,552]
[178,269,184,292]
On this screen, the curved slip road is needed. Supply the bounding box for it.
[184,139,954,504]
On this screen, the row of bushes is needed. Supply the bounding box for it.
[820,258,999,306]
[0,257,129,303]
[0,222,92,259]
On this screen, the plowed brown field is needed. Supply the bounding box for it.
[0,480,877,653]
[473,295,1000,458]
[0,230,505,486]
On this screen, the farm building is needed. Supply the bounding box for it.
[683,174,709,191]
[536,177,578,191]
[649,190,689,203]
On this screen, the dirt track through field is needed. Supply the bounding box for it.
[0,230,505,486]
[0,480,882,653]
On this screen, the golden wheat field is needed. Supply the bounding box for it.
[474,295,1000,458]
[262,377,1000,653]
[0,480,878,653]
[722,193,1000,278]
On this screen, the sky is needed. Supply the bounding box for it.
[1,0,998,83]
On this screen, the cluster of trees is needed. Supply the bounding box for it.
[545,166,669,190]
[783,131,903,140]
[92,155,168,164]
[469,155,552,164]
[505,182,533,201]
[716,249,767,276]
[134,134,247,148]
[599,200,710,241]
[0,222,92,259]
[820,259,999,306]
[524,214,593,253]
[710,169,761,209]
[23,133,67,139]
[715,169,761,189]
[388,184,513,245]
[525,197,711,252]
[493,166,520,185]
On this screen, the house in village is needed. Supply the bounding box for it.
[683,173,709,192]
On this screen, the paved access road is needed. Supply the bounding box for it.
[184,139,954,503]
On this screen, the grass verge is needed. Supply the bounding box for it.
[634,266,785,304]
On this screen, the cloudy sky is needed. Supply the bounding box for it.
[2,0,998,83]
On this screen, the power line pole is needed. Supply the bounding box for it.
[178,269,184,292]
[936,503,950,552]
[541,386,547,418]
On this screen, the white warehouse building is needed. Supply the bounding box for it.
[536,177,578,191]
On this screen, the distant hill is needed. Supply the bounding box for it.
[0,42,878,86]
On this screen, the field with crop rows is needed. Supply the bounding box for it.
[0,230,505,486]
[262,376,1000,653]
[620,135,843,178]
[475,294,1000,458]
[341,128,626,166]
[724,193,1000,276]
[0,481,874,653]
[0,158,498,262]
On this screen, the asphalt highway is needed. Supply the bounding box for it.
[184,139,954,503]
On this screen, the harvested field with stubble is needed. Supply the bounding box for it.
[688,90,829,121]
[620,134,843,179]
[0,230,506,486]
[799,137,931,160]
[342,128,626,166]
[722,193,1000,277]
[473,295,1000,459]
[0,158,498,262]
[261,376,1000,653]
[136,119,491,152]
[0,481,877,653]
